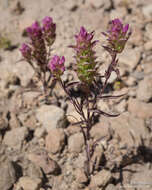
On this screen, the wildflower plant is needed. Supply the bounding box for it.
[20,17,131,178]
[20,16,56,97]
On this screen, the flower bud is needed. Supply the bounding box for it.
[20,43,32,60]
[26,21,42,40]
[48,55,65,77]
[102,18,131,53]
[42,16,56,45]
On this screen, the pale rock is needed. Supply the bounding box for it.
[65,125,81,136]
[128,98,152,119]
[130,165,152,189]
[98,99,109,112]
[137,75,152,102]
[45,128,66,154]
[0,159,16,190]
[130,26,143,46]
[110,7,127,20]
[144,41,152,51]
[108,71,117,83]
[119,48,141,71]
[142,4,152,19]
[87,0,111,9]
[125,76,136,86]
[115,99,127,113]
[90,117,110,140]
[68,132,84,153]
[64,0,79,11]
[27,153,60,175]
[75,168,88,184]
[143,62,152,74]
[34,127,46,138]
[0,116,8,130]
[90,144,104,172]
[0,134,2,144]
[109,112,149,146]
[90,170,112,188]
[128,87,137,97]
[3,126,29,149]
[14,59,34,86]
[145,23,152,40]
[21,112,38,130]
[26,162,43,179]
[16,176,42,190]
[9,113,20,129]
[36,105,67,132]
[106,184,117,190]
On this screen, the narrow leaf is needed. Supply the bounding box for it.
[91,108,120,117]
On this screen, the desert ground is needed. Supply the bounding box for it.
[0,0,152,189]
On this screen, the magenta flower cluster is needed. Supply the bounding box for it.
[48,55,65,77]
[20,16,56,72]
[102,18,131,53]
[70,26,98,84]
[20,43,32,60]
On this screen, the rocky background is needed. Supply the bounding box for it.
[0,0,152,189]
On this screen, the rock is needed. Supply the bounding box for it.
[143,62,152,74]
[68,132,84,153]
[27,152,60,175]
[64,0,79,11]
[0,116,8,130]
[34,127,46,138]
[0,159,16,190]
[136,75,152,102]
[110,7,127,20]
[87,0,109,9]
[18,111,37,130]
[144,41,152,51]
[0,134,2,144]
[119,48,141,71]
[90,117,110,140]
[108,71,117,83]
[65,125,81,136]
[125,76,136,86]
[90,170,112,188]
[5,73,20,88]
[128,98,152,119]
[26,162,43,179]
[106,184,117,190]
[115,99,127,113]
[90,144,104,172]
[109,112,149,146]
[142,4,152,19]
[45,128,66,154]
[14,59,35,86]
[16,176,42,190]
[130,164,152,189]
[3,126,29,149]
[36,105,67,132]
[75,168,88,184]
[145,23,152,40]
[9,113,20,129]
[130,26,143,46]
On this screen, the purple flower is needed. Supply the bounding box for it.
[20,43,32,60]
[42,16,56,45]
[48,55,65,76]
[26,21,42,40]
[70,27,97,85]
[42,16,53,31]
[73,27,97,52]
[102,18,131,53]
